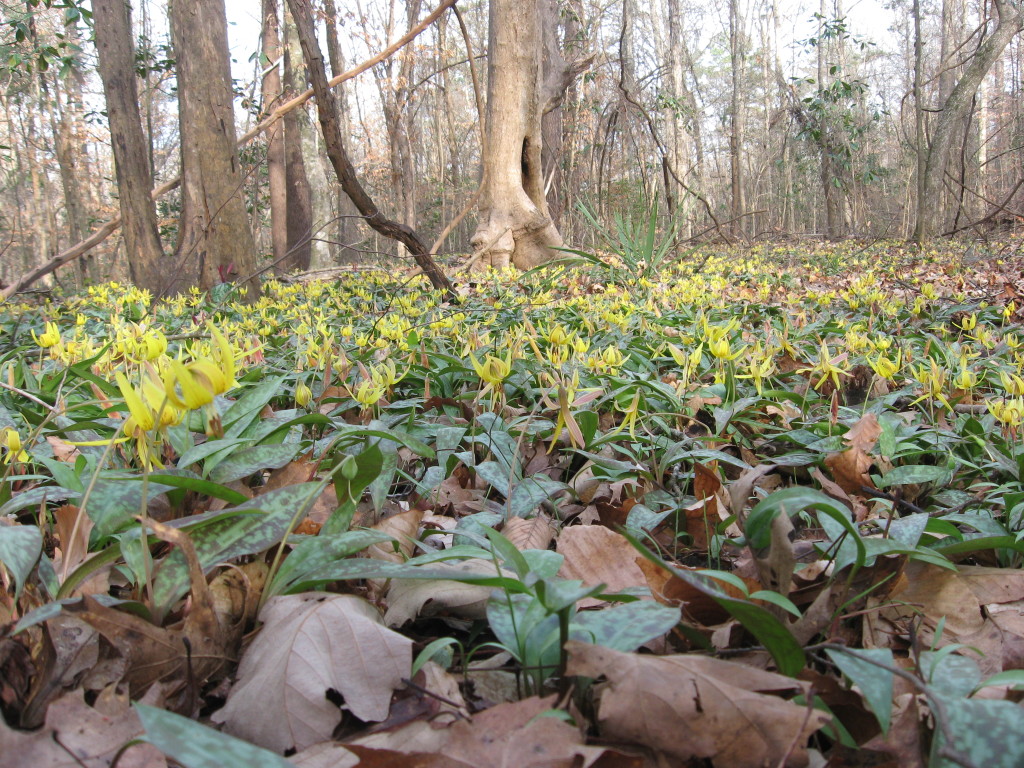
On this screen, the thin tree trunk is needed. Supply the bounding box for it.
[470,0,566,269]
[282,6,314,271]
[917,0,1022,240]
[263,0,289,270]
[286,0,453,294]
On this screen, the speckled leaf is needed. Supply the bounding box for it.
[85,478,173,537]
[0,524,42,599]
[266,530,393,598]
[932,699,1024,768]
[826,647,894,734]
[571,601,681,652]
[208,443,300,484]
[137,703,293,768]
[151,483,322,613]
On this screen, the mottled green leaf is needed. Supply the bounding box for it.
[137,704,293,768]
[151,483,322,613]
[267,530,393,597]
[208,443,299,484]
[0,524,42,599]
[571,601,680,651]
[826,647,894,734]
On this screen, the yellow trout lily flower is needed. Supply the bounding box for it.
[32,321,61,348]
[470,352,513,387]
[1,428,29,464]
[165,359,223,410]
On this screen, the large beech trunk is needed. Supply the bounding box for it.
[92,0,166,294]
[169,0,260,297]
[470,0,566,270]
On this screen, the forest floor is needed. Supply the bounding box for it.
[2,236,1024,767]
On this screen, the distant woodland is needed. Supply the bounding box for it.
[0,0,1021,295]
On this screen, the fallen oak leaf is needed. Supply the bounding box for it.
[212,592,412,753]
[565,641,829,768]
[557,526,648,608]
[384,559,512,626]
[0,687,167,768]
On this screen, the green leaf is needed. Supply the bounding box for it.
[876,464,949,488]
[136,704,293,768]
[826,647,894,734]
[177,438,249,470]
[208,443,299,484]
[0,486,76,517]
[930,699,1024,768]
[85,478,174,538]
[507,476,567,519]
[266,530,393,597]
[143,471,250,505]
[571,601,680,651]
[974,670,1024,692]
[325,445,384,535]
[485,527,530,580]
[223,376,287,436]
[474,460,513,494]
[150,483,323,613]
[920,650,981,699]
[0,524,42,600]
[411,637,459,676]
[624,531,805,676]
[298,557,527,593]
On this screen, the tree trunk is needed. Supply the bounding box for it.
[471,0,564,269]
[322,0,364,265]
[92,0,167,294]
[916,0,1022,241]
[282,6,314,272]
[262,0,289,270]
[169,0,260,297]
[729,0,746,237]
[285,0,453,295]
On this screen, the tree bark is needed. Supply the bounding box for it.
[168,0,260,297]
[92,0,167,294]
[729,0,746,237]
[916,0,1022,241]
[471,0,565,269]
[282,6,314,272]
[286,0,453,295]
[262,0,289,271]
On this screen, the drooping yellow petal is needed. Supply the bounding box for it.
[116,372,155,432]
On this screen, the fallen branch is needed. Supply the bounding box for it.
[2,0,458,301]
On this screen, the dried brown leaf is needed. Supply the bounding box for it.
[384,559,508,626]
[565,642,829,768]
[442,695,605,768]
[557,526,647,607]
[367,509,424,564]
[212,593,412,753]
[503,515,555,551]
[843,412,882,453]
[0,688,167,768]
[824,446,875,496]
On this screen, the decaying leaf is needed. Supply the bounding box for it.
[384,559,509,626]
[0,687,167,768]
[442,695,605,767]
[213,592,412,753]
[502,515,555,551]
[824,413,882,496]
[565,641,829,767]
[556,526,647,607]
[367,509,424,564]
[866,562,1024,675]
